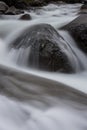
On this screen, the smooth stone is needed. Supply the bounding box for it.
[11,24,75,73]
[19,14,31,20]
[61,14,87,53]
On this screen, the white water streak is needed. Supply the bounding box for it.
[0,3,87,130]
[0,95,87,130]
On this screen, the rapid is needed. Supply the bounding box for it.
[0,3,87,130]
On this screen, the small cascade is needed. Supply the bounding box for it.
[3,26,86,73]
[59,31,87,72]
[0,3,87,130]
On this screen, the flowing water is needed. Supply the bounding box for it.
[0,3,87,130]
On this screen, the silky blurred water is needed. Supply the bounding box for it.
[0,3,87,130]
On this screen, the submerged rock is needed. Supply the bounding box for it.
[61,14,87,54]
[11,24,75,73]
[19,14,31,20]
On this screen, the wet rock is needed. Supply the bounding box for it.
[11,24,75,73]
[57,1,66,4]
[0,1,8,13]
[5,6,24,15]
[40,0,81,4]
[13,0,28,9]
[28,0,46,6]
[61,14,87,53]
[19,14,31,20]
[0,0,28,9]
[28,0,55,6]
[82,0,87,4]
[0,0,82,10]
[81,4,87,9]
[79,4,87,14]
[79,9,87,14]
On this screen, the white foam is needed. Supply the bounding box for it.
[0,95,86,130]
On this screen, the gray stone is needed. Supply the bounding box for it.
[0,1,8,13]
[19,14,31,20]
[5,6,24,15]
[61,14,87,53]
[11,24,75,73]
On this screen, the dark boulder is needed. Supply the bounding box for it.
[28,0,46,7]
[0,0,82,9]
[11,24,75,73]
[19,13,31,20]
[0,1,8,14]
[43,0,81,4]
[0,0,28,9]
[61,14,87,54]
[81,4,87,9]
[5,6,24,15]
[81,0,87,4]
[79,4,87,14]
[13,0,28,9]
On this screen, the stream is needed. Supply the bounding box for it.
[0,3,87,130]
